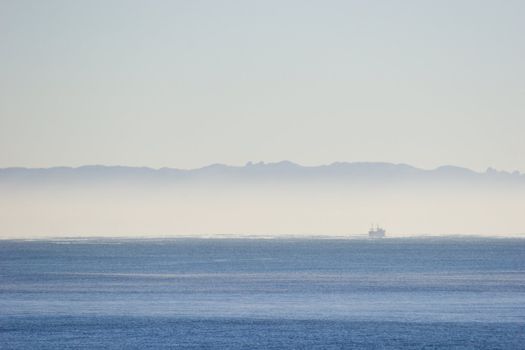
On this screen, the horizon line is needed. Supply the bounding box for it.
[2,233,525,241]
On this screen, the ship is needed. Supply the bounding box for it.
[368,225,386,239]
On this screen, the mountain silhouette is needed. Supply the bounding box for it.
[0,162,523,186]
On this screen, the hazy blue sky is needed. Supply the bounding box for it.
[1,0,524,171]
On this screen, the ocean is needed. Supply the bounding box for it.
[1,237,524,349]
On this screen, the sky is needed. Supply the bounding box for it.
[1,0,524,172]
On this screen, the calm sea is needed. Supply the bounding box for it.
[1,238,524,349]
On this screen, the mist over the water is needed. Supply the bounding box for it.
[1,162,523,238]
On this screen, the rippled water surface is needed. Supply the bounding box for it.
[1,238,524,349]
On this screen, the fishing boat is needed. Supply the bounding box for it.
[368,225,386,239]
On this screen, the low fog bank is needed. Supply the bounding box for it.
[1,183,524,239]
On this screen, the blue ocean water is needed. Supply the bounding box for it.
[0,238,524,349]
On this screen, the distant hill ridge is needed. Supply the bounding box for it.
[0,162,523,185]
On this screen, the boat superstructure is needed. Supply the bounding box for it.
[368,225,386,239]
